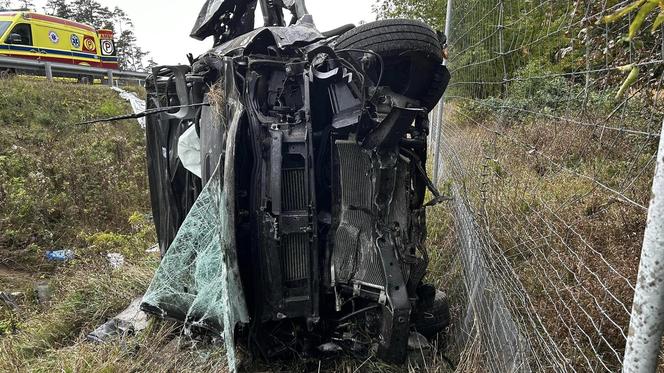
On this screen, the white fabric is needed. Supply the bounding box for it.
[111,87,147,128]
[178,125,202,178]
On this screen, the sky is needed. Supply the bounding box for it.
[32,0,378,65]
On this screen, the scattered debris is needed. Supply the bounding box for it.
[111,87,146,128]
[145,244,159,254]
[106,253,125,269]
[318,342,343,353]
[45,249,74,262]
[407,331,432,351]
[177,125,202,178]
[35,282,51,305]
[87,297,148,342]
[0,292,20,311]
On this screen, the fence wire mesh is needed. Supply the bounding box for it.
[428,0,664,371]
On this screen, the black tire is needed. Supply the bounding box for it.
[335,19,443,63]
[334,19,449,110]
[412,290,450,338]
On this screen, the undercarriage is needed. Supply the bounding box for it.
[141,0,451,366]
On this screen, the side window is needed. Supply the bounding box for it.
[6,24,32,46]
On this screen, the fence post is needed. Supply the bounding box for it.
[432,0,453,185]
[107,70,114,87]
[44,62,53,82]
[623,120,664,372]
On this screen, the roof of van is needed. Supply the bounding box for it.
[0,11,96,33]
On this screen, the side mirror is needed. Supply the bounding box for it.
[7,33,22,44]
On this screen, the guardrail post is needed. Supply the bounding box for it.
[623,119,664,372]
[107,70,114,87]
[44,62,53,82]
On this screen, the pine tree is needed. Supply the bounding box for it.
[17,0,33,9]
[42,0,152,71]
[69,0,112,29]
[44,0,72,18]
[146,58,159,71]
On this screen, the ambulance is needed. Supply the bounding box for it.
[0,11,119,69]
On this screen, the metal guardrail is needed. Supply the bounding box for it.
[0,55,148,85]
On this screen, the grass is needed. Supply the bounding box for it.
[0,77,150,268]
[0,77,161,371]
[439,88,662,370]
[9,69,656,371]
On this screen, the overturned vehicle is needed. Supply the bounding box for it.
[141,0,451,367]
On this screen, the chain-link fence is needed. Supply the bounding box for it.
[428,0,664,371]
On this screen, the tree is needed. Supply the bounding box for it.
[115,29,149,71]
[69,0,113,29]
[146,58,159,71]
[17,0,33,9]
[374,0,446,29]
[42,0,152,71]
[44,0,72,18]
[0,0,34,10]
[110,6,133,31]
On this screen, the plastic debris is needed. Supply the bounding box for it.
[107,253,125,269]
[45,249,74,262]
[318,342,343,353]
[87,297,148,342]
[177,125,202,178]
[0,292,20,310]
[145,244,160,254]
[35,282,51,305]
[111,87,146,128]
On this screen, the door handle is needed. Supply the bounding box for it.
[29,49,38,53]
[40,50,48,54]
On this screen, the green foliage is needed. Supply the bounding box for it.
[40,0,153,70]
[603,0,664,38]
[0,78,151,267]
[0,78,159,371]
[507,59,573,110]
[374,0,447,29]
[82,213,154,259]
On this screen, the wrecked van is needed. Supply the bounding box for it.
[141,0,450,368]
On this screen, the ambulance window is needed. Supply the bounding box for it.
[0,21,11,39]
[7,24,32,46]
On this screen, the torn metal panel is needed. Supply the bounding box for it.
[211,23,324,56]
[88,297,148,343]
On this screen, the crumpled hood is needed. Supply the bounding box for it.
[211,21,323,56]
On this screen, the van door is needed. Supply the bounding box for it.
[32,24,74,65]
[4,23,40,60]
